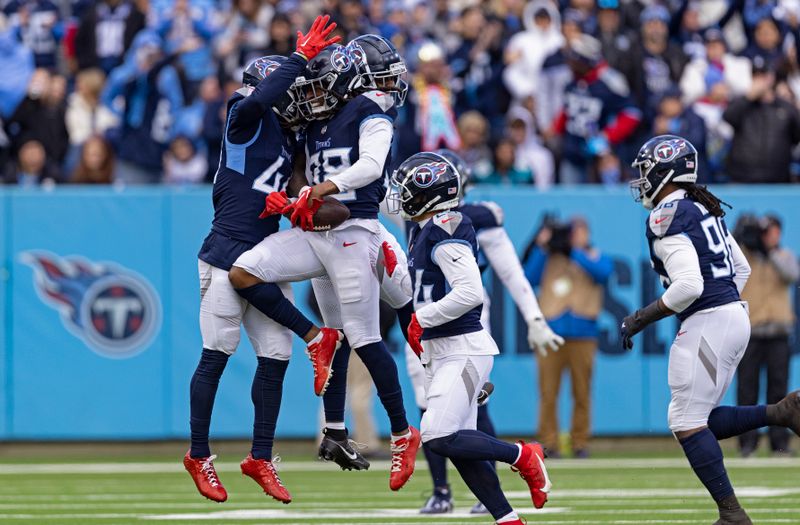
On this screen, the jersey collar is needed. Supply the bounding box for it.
[660,188,687,205]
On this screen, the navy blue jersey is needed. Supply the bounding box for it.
[457,201,504,273]
[408,211,483,340]
[646,196,740,322]
[200,54,306,270]
[304,91,397,219]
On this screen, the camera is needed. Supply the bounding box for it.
[542,214,573,256]
[734,214,767,254]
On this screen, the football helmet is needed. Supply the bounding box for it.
[242,55,301,127]
[347,34,408,106]
[390,151,463,220]
[292,45,358,120]
[434,149,472,200]
[630,135,698,210]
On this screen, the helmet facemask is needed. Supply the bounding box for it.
[292,72,341,120]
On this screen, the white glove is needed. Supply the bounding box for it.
[527,317,565,356]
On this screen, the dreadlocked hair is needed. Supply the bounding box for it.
[676,182,731,218]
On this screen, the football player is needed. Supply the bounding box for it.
[391,151,551,525]
[228,39,420,491]
[622,135,800,525]
[183,15,340,505]
[401,149,563,514]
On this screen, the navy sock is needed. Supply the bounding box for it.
[708,405,768,440]
[189,349,229,458]
[679,428,734,502]
[451,458,513,520]
[420,409,449,488]
[251,357,289,460]
[477,404,497,471]
[235,283,313,338]
[395,301,414,342]
[354,341,408,433]
[323,339,352,424]
[426,430,520,464]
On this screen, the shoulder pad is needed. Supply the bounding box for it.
[359,90,396,113]
[691,200,709,216]
[432,211,464,236]
[648,200,680,237]
[478,201,504,227]
[600,67,630,97]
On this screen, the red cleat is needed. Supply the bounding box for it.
[389,426,421,491]
[511,442,552,509]
[497,519,527,525]
[306,328,343,396]
[240,454,292,503]
[183,451,227,502]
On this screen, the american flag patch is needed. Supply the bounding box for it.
[686,161,695,168]
[448,187,457,194]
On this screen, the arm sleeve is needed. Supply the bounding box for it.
[477,227,543,322]
[571,248,614,284]
[523,247,547,287]
[727,233,751,293]
[769,248,800,284]
[228,53,307,134]
[326,117,393,192]
[653,234,705,313]
[414,242,484,329]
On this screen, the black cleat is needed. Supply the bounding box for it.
[714,494,752,525]
[477,382,494,406]
[772,390,800,437]
[318,429,370,471]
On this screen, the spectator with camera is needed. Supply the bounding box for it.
[734,214,800,457]
[522,216,613,458]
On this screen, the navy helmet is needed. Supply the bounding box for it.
[347,34,408,106]
[434,149,471,200]
[242,55,300,126]
[390,151,463,220]
[630,135,698,209]
[292,45,358,120]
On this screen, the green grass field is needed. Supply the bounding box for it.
[3,445,800,524]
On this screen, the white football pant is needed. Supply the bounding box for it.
[667,301,751,432]
[198,260,293,359]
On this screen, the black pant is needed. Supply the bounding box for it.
[736,335,791,452]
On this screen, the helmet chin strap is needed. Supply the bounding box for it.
[642,169,675,210]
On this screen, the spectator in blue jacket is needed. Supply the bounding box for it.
[523,216,613,458]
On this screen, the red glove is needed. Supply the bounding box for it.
[285,186,322,231]
[295,14,341,61]
[408,313,424,357]
[380,241,398,277]
[259,191,289,219]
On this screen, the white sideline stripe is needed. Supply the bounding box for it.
[507,487,800,499]
[3,456,800,474]
[140,507,568,520]
[1,518,798,525]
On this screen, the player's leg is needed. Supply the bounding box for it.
[231,229,342,396]
[567,339,595,457]
[184,261,242,502]
[422,353,550,514]
[310,276,369,470]
[537,342,567,456]
[312,224,418,490]
[238,289,293,503]
[734,337,763,456]
[669,304,753,523]
[765,336,791,453]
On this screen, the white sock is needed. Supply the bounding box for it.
[497,511,519,523]
[512,443,523,465]
[309,330,323,344]
[391,430,411,442]
[326,421,346,431]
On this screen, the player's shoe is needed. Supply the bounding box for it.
[511,442,551,509]
[183,451,227,502]
[419,486,453,514]
[713,516,753,525]
[306,328,343,396]
[318,428,370,471]
[389,426,421,491]
[470,501,489,514]
[240,454,292,503]
[497,519,527,525]
[772,390,800,437]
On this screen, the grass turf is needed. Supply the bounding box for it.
[2,448,800,524]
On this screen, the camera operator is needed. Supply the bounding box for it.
[522,215,613,458]
[734,214,800,456]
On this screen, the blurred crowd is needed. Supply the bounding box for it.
[3,0,800,187]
